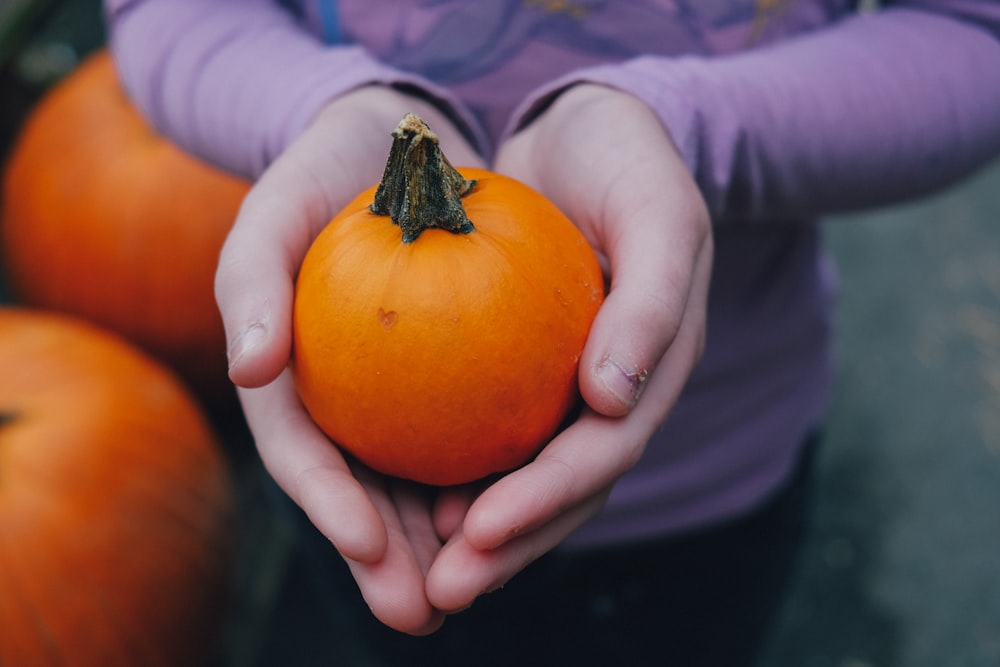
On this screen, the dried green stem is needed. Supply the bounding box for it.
[371,114,476,243]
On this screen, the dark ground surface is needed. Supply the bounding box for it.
[2,3,999,666]
[758,162,1000,667]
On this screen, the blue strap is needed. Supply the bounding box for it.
[318,0,341,43]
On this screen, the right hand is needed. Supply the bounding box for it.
[214,85,484,634]
[421,84,714,614]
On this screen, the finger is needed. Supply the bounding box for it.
[459,409,639,552]
[244,371,447,634]
[248,381,446,634]
[432,485,482,542]
[346,478,446,635]
[214,167,328,388]
[390,481,444,575]
[425,489,610,613]
[240,370,388,563]
[346,555,446,636]
[578,133,712,415]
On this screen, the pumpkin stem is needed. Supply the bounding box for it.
[371,114,476,243]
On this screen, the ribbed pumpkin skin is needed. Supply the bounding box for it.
[0,51,250,398]
[0,307,234,666]
[293,168,604,486]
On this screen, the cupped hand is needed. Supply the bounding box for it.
[214,85,484,634]
[423,84,714,612]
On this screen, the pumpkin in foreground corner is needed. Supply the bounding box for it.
[292,114,605,486]
[0,50,251,401]
[0,307,235,666]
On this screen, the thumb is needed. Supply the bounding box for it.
[576,168,712,418]
[215,167,330,388]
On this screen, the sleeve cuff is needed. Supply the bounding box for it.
[107,0,487,178]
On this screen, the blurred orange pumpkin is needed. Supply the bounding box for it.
[0,50,250,401]
[0,306,235,666]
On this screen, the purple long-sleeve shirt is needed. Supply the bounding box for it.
[105,0,1000,548]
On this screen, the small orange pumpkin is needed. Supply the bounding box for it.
[0,50,250,401]
[293,115,604,486]
[0,306,234,666]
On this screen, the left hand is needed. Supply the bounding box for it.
[214,86,486,635]
[422,84,715,613]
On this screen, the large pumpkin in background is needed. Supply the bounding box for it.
[0,306,234,666]
[0,49,250,401]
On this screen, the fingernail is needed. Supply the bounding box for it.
[227,321,268,370]
[596,356,648,410]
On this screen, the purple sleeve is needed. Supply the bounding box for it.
[506,3,1000,221]
[103,0,485,179]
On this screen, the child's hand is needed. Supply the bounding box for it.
[215,82,712,630]
[422,84,714,613]
[214,85,484,634]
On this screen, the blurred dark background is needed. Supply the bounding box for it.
[2,1,999,665]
